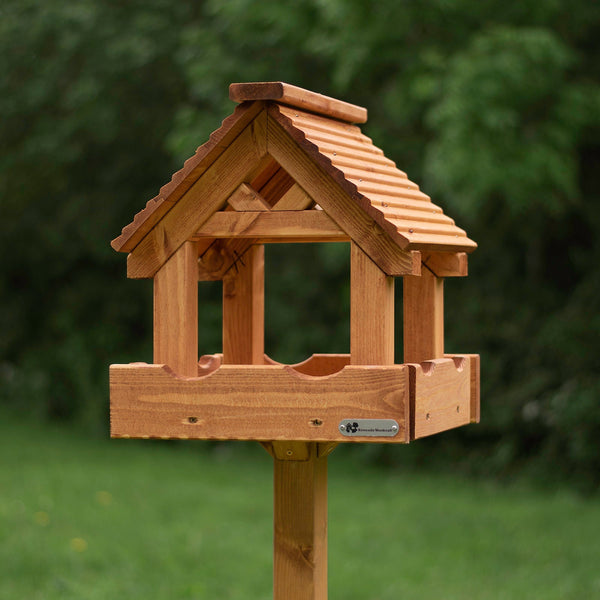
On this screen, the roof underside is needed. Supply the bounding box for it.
[112,86,476,256]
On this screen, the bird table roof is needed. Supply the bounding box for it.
[112,82,476,277]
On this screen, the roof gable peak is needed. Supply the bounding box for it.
[229,81,368,124]
[113,82,476,280]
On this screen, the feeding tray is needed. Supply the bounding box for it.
[110,352,478,443]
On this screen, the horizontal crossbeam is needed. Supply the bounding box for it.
[192,210,350,242]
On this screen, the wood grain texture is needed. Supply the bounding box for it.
[350,243,394,365]
[275,105,477,254]
[403,267,444,363]
[222,244,264,364]
[197,238,256,281]
[230,81,367,124]
[422,252,468,277]
[127,111,268,278]
[446,353,480,423]
[273,443,328,600]
[109,363,410,443]
[153,241,198,376]
[194,210,348,241]
[259,167,296,206]
[226,182,271,211]
[271,183,315,211]
[408,357,471,439]
[266,109,419,276]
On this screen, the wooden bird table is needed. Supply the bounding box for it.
[109,82,480,599]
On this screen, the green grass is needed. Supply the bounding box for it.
[2,412,600,599]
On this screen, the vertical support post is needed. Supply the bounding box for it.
[273,443,328,600]
[153,241,198,376]
[403,266,444,363]
[350,242,395,365]
[222,244,265,364]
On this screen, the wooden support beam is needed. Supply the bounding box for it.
[227,183,271,211]
[350,242,394,365]
[251,158,280,192]
[422,252,468,277]
[193,211,348,241]
[153,241,198,376]
[273,442,328,600]
[260,167,295,206]
[222,244,264,364]
[403,267,444,364]
[271,183,314,211]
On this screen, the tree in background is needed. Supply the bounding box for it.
[0,0,195,422]
[1,0,599,486]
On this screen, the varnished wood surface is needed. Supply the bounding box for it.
[273,443,328,599]
[266,109,419,275]
[350,243,394,365]
[403,267,444,364]
[109,363,410,442]
[226,182,271,211]
[274,105,477,254]
[422,252,468,277]
[446,353,480,423]
[408,357,471,439]
[112,101,265,253]
[230,81,367,124]
[271,183,314,211]
[194,210,348,241]
[222,244,265,364]
[126,111,269,278]
[264,354,351,377]
[153,241,198,376]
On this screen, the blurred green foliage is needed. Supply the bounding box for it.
[1,0,599,486]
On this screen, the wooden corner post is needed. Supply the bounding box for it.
[153,241,198,376]
[351,242,395,365]
[222,244,265,364]
[403,266,444,363]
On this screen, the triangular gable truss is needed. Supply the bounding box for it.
[113,100,266,255]
[116,97,476,281]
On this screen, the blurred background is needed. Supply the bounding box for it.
[2,0,600,487]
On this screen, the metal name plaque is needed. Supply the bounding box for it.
[339,419,400,437]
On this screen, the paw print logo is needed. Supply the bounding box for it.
[344,422,359,433]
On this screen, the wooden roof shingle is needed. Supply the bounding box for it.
[112,82,476,268]
[269,103,475,253]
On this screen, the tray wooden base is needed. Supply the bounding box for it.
[110,354,479,443]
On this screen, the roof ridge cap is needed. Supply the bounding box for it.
[229,81,367,124]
